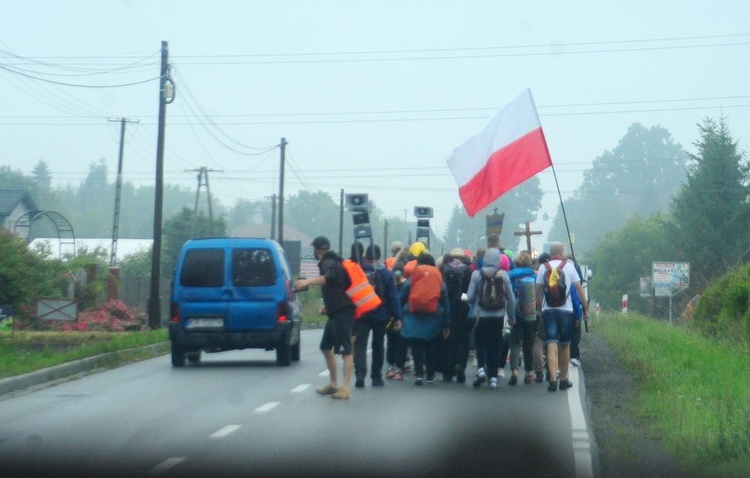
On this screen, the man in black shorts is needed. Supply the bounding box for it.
[295,236,355,400]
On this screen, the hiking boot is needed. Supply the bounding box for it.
[473,368,487,388]
[489,377,498,389]
[385,367,397,379]
[355,377,365,388]
[508,373,518,386]
[315,384,338,395]
[547,380,558,392]
[332,387,350,399]
[559,379,573,390]
[371,376,385,387]
[456,369,466,384]
[415,376,424,386]
[394,370,404,381]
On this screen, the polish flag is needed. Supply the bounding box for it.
[447,89,552,217]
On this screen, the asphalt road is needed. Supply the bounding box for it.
[0,328,594,477]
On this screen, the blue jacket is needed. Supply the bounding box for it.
[360,263,403,322]
[398,279,451,341]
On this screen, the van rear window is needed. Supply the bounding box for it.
[233,248,276,287]
[181,249,225,287]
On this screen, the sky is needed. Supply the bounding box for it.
[2,0,750,252]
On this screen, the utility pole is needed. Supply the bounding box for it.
[277,137,288,246]
[383,219,389,252]
[268,194,277,240]
[108,117,138,267]
[338,188,344,254]
[148,40,175,330]
[187,167,222,237]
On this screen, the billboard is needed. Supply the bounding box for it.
[652,262,690,297]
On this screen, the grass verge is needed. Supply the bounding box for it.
[0,330,169,379]
[594,312,750,477]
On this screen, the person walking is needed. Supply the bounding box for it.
[440,247,474,383]
[354,244,403,387]
[294,236,355,400]
[385,241,404,270]
[399,253,451,386]
[535,242,589,392]
[466,247,515,389]
[385,261,408,380]
[507,251,539,385]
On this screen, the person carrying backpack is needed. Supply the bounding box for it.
[399,253,451,386]
[507,251,539,385]
[466,247,515,389]
[439,248,474,383]
[354,244,403,388]
[535,242,589,392]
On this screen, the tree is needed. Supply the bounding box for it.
[161,207,227,276]
[586,213,672,315]
[669,117,750,291]
[285,190,340,241]
[442,177,543,252]
[548,123,687,257]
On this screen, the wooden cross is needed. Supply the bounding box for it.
[514,221,543,253]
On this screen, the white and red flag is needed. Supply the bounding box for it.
[447,89,552,217]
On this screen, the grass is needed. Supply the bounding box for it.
[0,329,169,379]
[594,312,750,477]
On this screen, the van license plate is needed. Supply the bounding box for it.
[187,318,223,328]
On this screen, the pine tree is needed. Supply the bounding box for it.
[669,117,750,290]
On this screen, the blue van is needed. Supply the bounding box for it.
[169,238,302,367]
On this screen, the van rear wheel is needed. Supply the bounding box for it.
[171,343,186,367]
[276,332,292,366]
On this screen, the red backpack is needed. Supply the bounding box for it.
[408,265,443,314]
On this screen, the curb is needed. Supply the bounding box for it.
[0,342,170,398]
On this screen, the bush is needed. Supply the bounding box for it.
[693,263,750,344]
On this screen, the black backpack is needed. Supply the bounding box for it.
[365,267,385,300]
[443,263,467,307]
[479,271,505,311]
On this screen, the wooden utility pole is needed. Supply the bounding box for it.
[148,40,174,329]
[277,137,287,245]
[338,189,344,254]
[108,117,138,267]
[514,221,543,254]
[268,194,277,240]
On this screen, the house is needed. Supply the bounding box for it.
[0,190,38,233]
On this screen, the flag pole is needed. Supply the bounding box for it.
[549,162,577,262]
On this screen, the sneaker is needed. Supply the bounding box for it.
[498,369,506,378]
[508,374,518,386]
[415,376,424,386]
[523,374,533,385]
[570,358,581,367]
[332,387,350,399]
[394,370,404,381]
[472,368,487,388]
[456,369,466,384]
[371,376,385,387]
[385,367,397,379]
[355,377,365,388]
[403,359,414,373]
[315,384,338,395]
[547,380,558,392]
[426,373,435,383]
[559,379,573,390]
[489,377,498,389]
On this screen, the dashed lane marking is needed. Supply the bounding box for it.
[255,401,279,413]
[291,384,311,393]
[209,424,241,439]
[147,457,186,475]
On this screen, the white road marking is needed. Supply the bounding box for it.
[209,424,241,439]
[291,384,311,393]
[147,457,186,475]
[318,369,330,377]
[255,401,279,412]
[567,367,594,478]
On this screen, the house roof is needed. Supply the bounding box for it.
[0,190,38,217]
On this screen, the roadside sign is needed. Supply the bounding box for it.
[652,262,690,297]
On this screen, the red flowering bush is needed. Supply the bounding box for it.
[59,300,146,332]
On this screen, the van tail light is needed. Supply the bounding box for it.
[277,302,288,322]
[170,303,181,323]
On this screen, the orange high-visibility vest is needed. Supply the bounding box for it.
[342,259,383,319]
[385,256,396,270]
